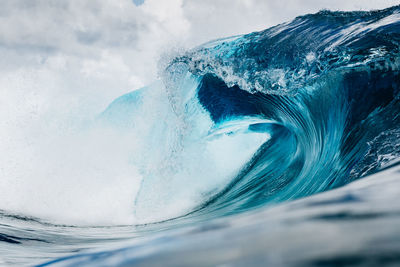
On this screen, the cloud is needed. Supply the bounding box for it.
[0,0,191,111]
[0,0,398,98]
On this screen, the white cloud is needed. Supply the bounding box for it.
[0,0,190,109]
[0,0,398,102]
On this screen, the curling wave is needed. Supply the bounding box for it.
[101,5,400,223]
[1,6,400,267]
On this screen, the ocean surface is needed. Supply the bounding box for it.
[1,5,400,266]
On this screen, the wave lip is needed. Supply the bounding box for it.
[142,5,400,221]
[96,5,400,224]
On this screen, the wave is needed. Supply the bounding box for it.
[100,5,400,223]
[1,5,400,266]
[37,162,400,267]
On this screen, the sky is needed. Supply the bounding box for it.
[0,0,399,224]
[1,0,399,112]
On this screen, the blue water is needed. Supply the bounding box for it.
[1,6,400,266]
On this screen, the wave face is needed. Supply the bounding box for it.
[101,5,400,223]
[1,6,400,267]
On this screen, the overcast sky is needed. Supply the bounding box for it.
[0,0,399,124]
[1,0,399,110]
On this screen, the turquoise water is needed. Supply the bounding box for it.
[0,6,400,266]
